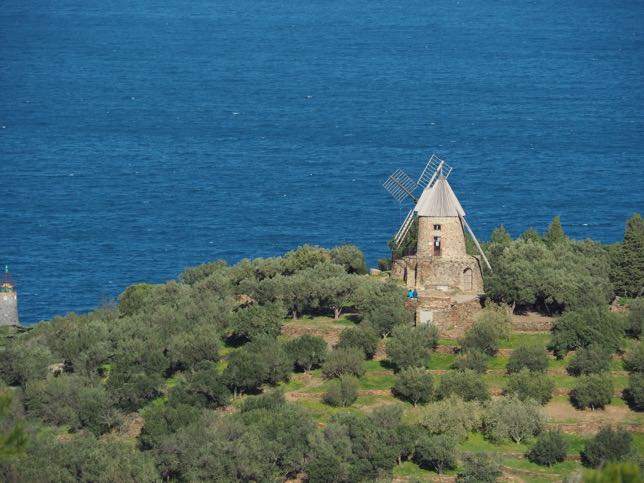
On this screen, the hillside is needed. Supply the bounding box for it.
[0,220,642,482]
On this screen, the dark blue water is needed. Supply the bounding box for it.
[1,0,643,324]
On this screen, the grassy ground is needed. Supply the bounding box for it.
[278,314,643,481]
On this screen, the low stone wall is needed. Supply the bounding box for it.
[417,296,484,338]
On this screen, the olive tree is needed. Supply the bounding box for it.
[505,369,555,405]
[285,335,327,372]
[571,374,613,410]
[482,395,545,444]
[507,345,549,373]
[436,370,490,402]
[323,375,359,407]
[456,453,502,483]
[322,348,365,379]
[393,367,434,406]
[421,396,483,442]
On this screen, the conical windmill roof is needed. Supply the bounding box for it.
[415,176,465,217]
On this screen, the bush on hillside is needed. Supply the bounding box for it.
[453,349,490,374]
[626,298,644,338]
[571,373,613,410]
[335,324,380,359]
[436,370,490,402]
[623,342,644,373]
[459,306,510,357]
[169,362,231,409]
[392,367,434,406]
[527,431,568,466]
[549,306,626,358]
[582,462,642,483]
[582,426,634,468]
[482,395,544,444]
[414,435,458,474]
[322,348,365,379]
[506,345,549,373]
[323,375,359,407]
[329,244,367,274]
[421,396,483,442]
[353,280,412,337]
[229,302,285,342]
[386,324,438,371]
[456,452,502,483]
[505,369,555,405]
[624,373,644,411]
[285,335,328,372]
[566,344,612,376]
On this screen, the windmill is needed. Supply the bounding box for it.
[383,154,492,271]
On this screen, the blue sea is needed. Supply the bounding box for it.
[1,0,643,324]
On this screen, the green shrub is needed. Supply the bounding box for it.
[460,321,500,357]
[323,375,359,407]
[322,348,365,379]
[527,431,568,466]
[582,462,642,483]
[566,344,612,376]
[624,373,644,411]
[377,258,392,271]
[421,396,483,442]
[336,324,379,359]
[230,302,285,342]
[386,324,436,371]
[505,368,555,405]
[436,370,490,402]
[582,426,634,468]
[456,452,502,483]
[549,306,625,358]
[392,367,433,406]
[354,280,412,337]
[571,374,613,410]
[414,435,458,474]
[285,335,327,372]
[329,245,367,274]
[507,345,549,373]
[240,390,286,413]
[626,299,644,338]
[170,362,231,409]
[453,349,489,374]
[623,342,644,373]
[24,375,117,435]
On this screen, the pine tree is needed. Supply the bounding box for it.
[543,216,566,246]
[611,214,644,297]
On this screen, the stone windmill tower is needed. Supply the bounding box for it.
[384,155,490,327]
[0,266,20,326]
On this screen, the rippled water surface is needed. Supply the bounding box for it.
[1,0,643,323]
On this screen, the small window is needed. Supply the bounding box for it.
[433,224,441,230]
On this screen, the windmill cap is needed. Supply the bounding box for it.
[415,176,465,217]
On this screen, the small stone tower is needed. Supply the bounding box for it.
[0,266,19,326]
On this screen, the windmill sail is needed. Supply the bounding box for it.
[393,208,415,248]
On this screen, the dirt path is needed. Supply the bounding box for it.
[285,389,392,401]
[544,401,643,435]
[281,322,346,346]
